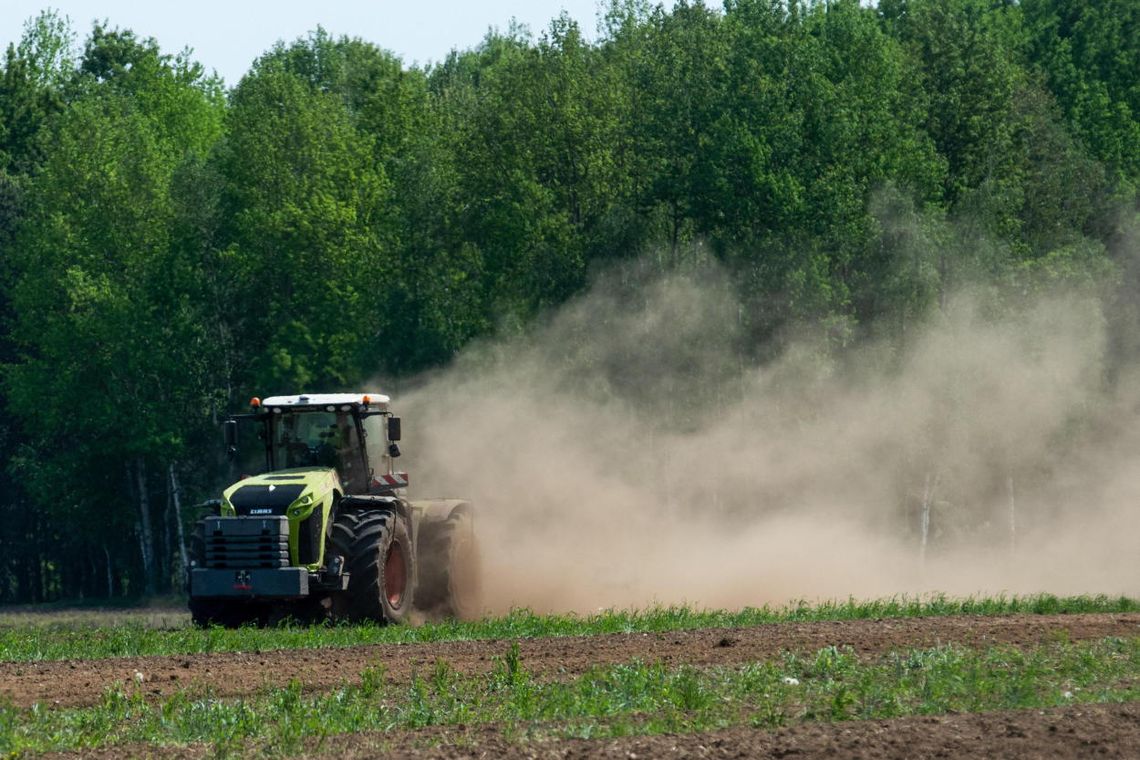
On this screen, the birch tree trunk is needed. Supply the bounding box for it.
[161,483,172,591]
[104,546,113,598]
[919,471,939,567]
[134,458,156,597]
[169,463,189,586]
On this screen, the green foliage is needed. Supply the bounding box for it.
[1022,0,1140,186]
[0,594,1134,663]
[0,11,73,174]
[0,636,1136,754]
[218,64,392,390]
[0,1,1137,601]
[2,21,225,599]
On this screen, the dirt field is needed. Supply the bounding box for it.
[9,611,1138,757]
[4,613,1135,706]
[46,701,1140,759]
[327,700,1140,759]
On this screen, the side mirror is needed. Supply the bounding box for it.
[387,416,401,442]
[388,442,401,458]
[223,419,238,459]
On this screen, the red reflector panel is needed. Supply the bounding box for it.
[371,472,409,489]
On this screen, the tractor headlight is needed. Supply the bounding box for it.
[288,492,315,517]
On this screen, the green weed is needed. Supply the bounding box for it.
[0,636,1134,756]
[0,593,1134,663]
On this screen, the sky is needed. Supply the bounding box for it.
[3,1,633,85]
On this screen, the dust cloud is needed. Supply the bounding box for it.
[396,260,1140,614]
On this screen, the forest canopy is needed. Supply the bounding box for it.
[0,0,1137,602]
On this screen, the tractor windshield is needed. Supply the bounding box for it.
[269,410,366,489]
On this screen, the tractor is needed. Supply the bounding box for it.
[187,393,479,627]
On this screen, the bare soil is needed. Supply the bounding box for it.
[3,612,1136,708]
[331,700,1140,759]
[42,700,1140,759]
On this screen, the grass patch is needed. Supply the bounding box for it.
[0,636,1136,756]
[0,593,1134,663]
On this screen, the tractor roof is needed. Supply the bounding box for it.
[259,393,390,412]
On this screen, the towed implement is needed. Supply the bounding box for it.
[187,393,479,627]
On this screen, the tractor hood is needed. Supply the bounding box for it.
[222,468,341,517]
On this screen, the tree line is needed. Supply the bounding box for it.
[0,0,1136,602]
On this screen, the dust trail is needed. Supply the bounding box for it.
[395,263,1140,614]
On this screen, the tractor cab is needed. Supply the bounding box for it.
[224,393,402,496]
[270,406,366,489]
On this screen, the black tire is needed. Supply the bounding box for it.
[267,597,330,627]
[416,510,481,620]
[187,522,217,628]
[330,508,413,624]
[190,597,262,628]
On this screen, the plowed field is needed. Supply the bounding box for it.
[42,702,1140,759]
[6,611,1139,758]
[4,612,1137,708]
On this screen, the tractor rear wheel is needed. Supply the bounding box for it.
[330,508,413,624]
[416,510,481,620]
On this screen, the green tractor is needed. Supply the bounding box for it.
[187,393,479,627]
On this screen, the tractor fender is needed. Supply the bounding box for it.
[412,498,473,527]
[338,494,410,521]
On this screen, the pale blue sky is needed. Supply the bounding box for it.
[4,1,651,85]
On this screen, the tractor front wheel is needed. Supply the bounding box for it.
[330,508,413,624]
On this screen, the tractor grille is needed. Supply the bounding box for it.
[229,484,305,516]
[202,516,290,569]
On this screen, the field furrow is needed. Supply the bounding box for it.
[3,612,1136,708]
[333,701,1140,760]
